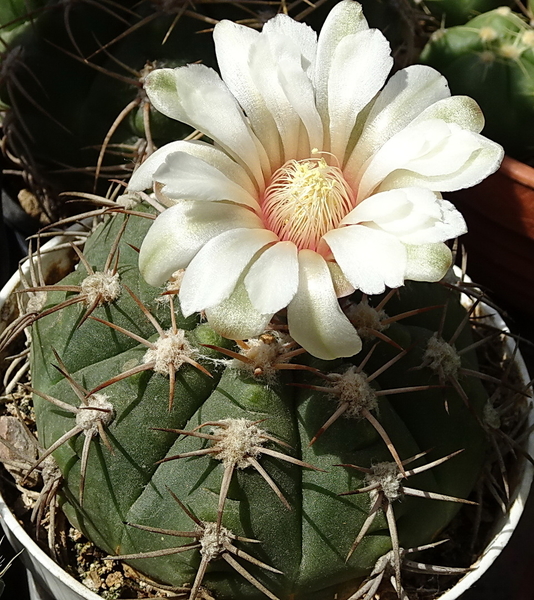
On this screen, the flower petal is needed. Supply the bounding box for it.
[205,280,273,340]
[344,65,450,181]
[314,0,368,122]
[411,95,485,133]
[144,66,269,187]
[128,140,209,192]
[341,188,467,244]
[378,133,504,193]
[179,228,278,316]
[323,225,406,295]
[244,241,299,314]
[357,119,501,198]
[153,151,259,209]
[287,250,362,360]
[246,34,304,161]
[404,243,452,282]
[213,20,282,169]
[327,28,393,159]
[139,202,264,286]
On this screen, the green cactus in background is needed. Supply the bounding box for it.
[415,0,514,27]
[420,6,534,162]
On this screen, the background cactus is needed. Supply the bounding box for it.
[22,204,509,600]
[419,6,534,163]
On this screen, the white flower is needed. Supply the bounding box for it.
[129,0,503,360]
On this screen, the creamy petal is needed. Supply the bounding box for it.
[154,151,259,209]
[139,202,264,286]
[327,261,355,298]
[214,20,282,169]
[323,225,406,295]
[144,66,268,187]
[205,280,273,340]
[244,241,299,314]
[128,140,212,192]
[345,65,450,181]
[411,95,485,133]
[404,243,452,282]
[314,0,368,123]
[341,188,466,244]
[379,135,504,193]
[247,34,302,162]
[357,120,496,198]
[286,250,362,360]
[179,228,278,316]
[328,28,392,159]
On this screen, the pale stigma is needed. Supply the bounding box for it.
[261,157,355,251]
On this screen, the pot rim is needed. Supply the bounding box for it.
[0,235,532,600]
[500,156,534,189]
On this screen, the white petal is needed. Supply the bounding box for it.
[314,0,369,122]
[286,250,362,360]
[144,66,268,187]
[357,119,496,198]
[411,95,485,133]
[247,35,303,161]
[179,228,278,316]
[153,151,259,209]
[262,13,317,71]
[341,188,466,244]
[404,243,452,282]
[341,188,414,225]
[139,202,264,286]
[378,133,504,193]
[345,65,451,181]
[323,225,406,295]
[262,16,322,155]
[327,261,355,298]
[244,242,299,314]
[205,281,273,340]
[213,20,282,169]
[128,140,204,192]
[328,28,393,159]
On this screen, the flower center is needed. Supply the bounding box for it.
[261,157,355,251]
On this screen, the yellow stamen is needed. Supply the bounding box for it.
[261,157,355,251]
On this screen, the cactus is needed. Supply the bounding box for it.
[419,6,534,162]
[25,205,497,600]
[415,0,514,27]
[2,2,528,600]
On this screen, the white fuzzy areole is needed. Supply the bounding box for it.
[423,333,461,380]
[233,332,293,380]
[346,301,388,337]
[80,272,121,306]
[211,419,266,469]
[143,329,196,375]
[366,461,402,501]
[331,366,378,417]
[75,393,114,436]
[199,522,232,560]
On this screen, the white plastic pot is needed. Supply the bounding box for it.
[0,237,532,600]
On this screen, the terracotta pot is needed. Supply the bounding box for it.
[449,156,534,316]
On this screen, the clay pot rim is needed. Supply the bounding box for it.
[500,156,534,189]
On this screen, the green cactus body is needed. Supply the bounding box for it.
[420,7,534,161]
[29,210,489,599]
[418,0,514,27]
